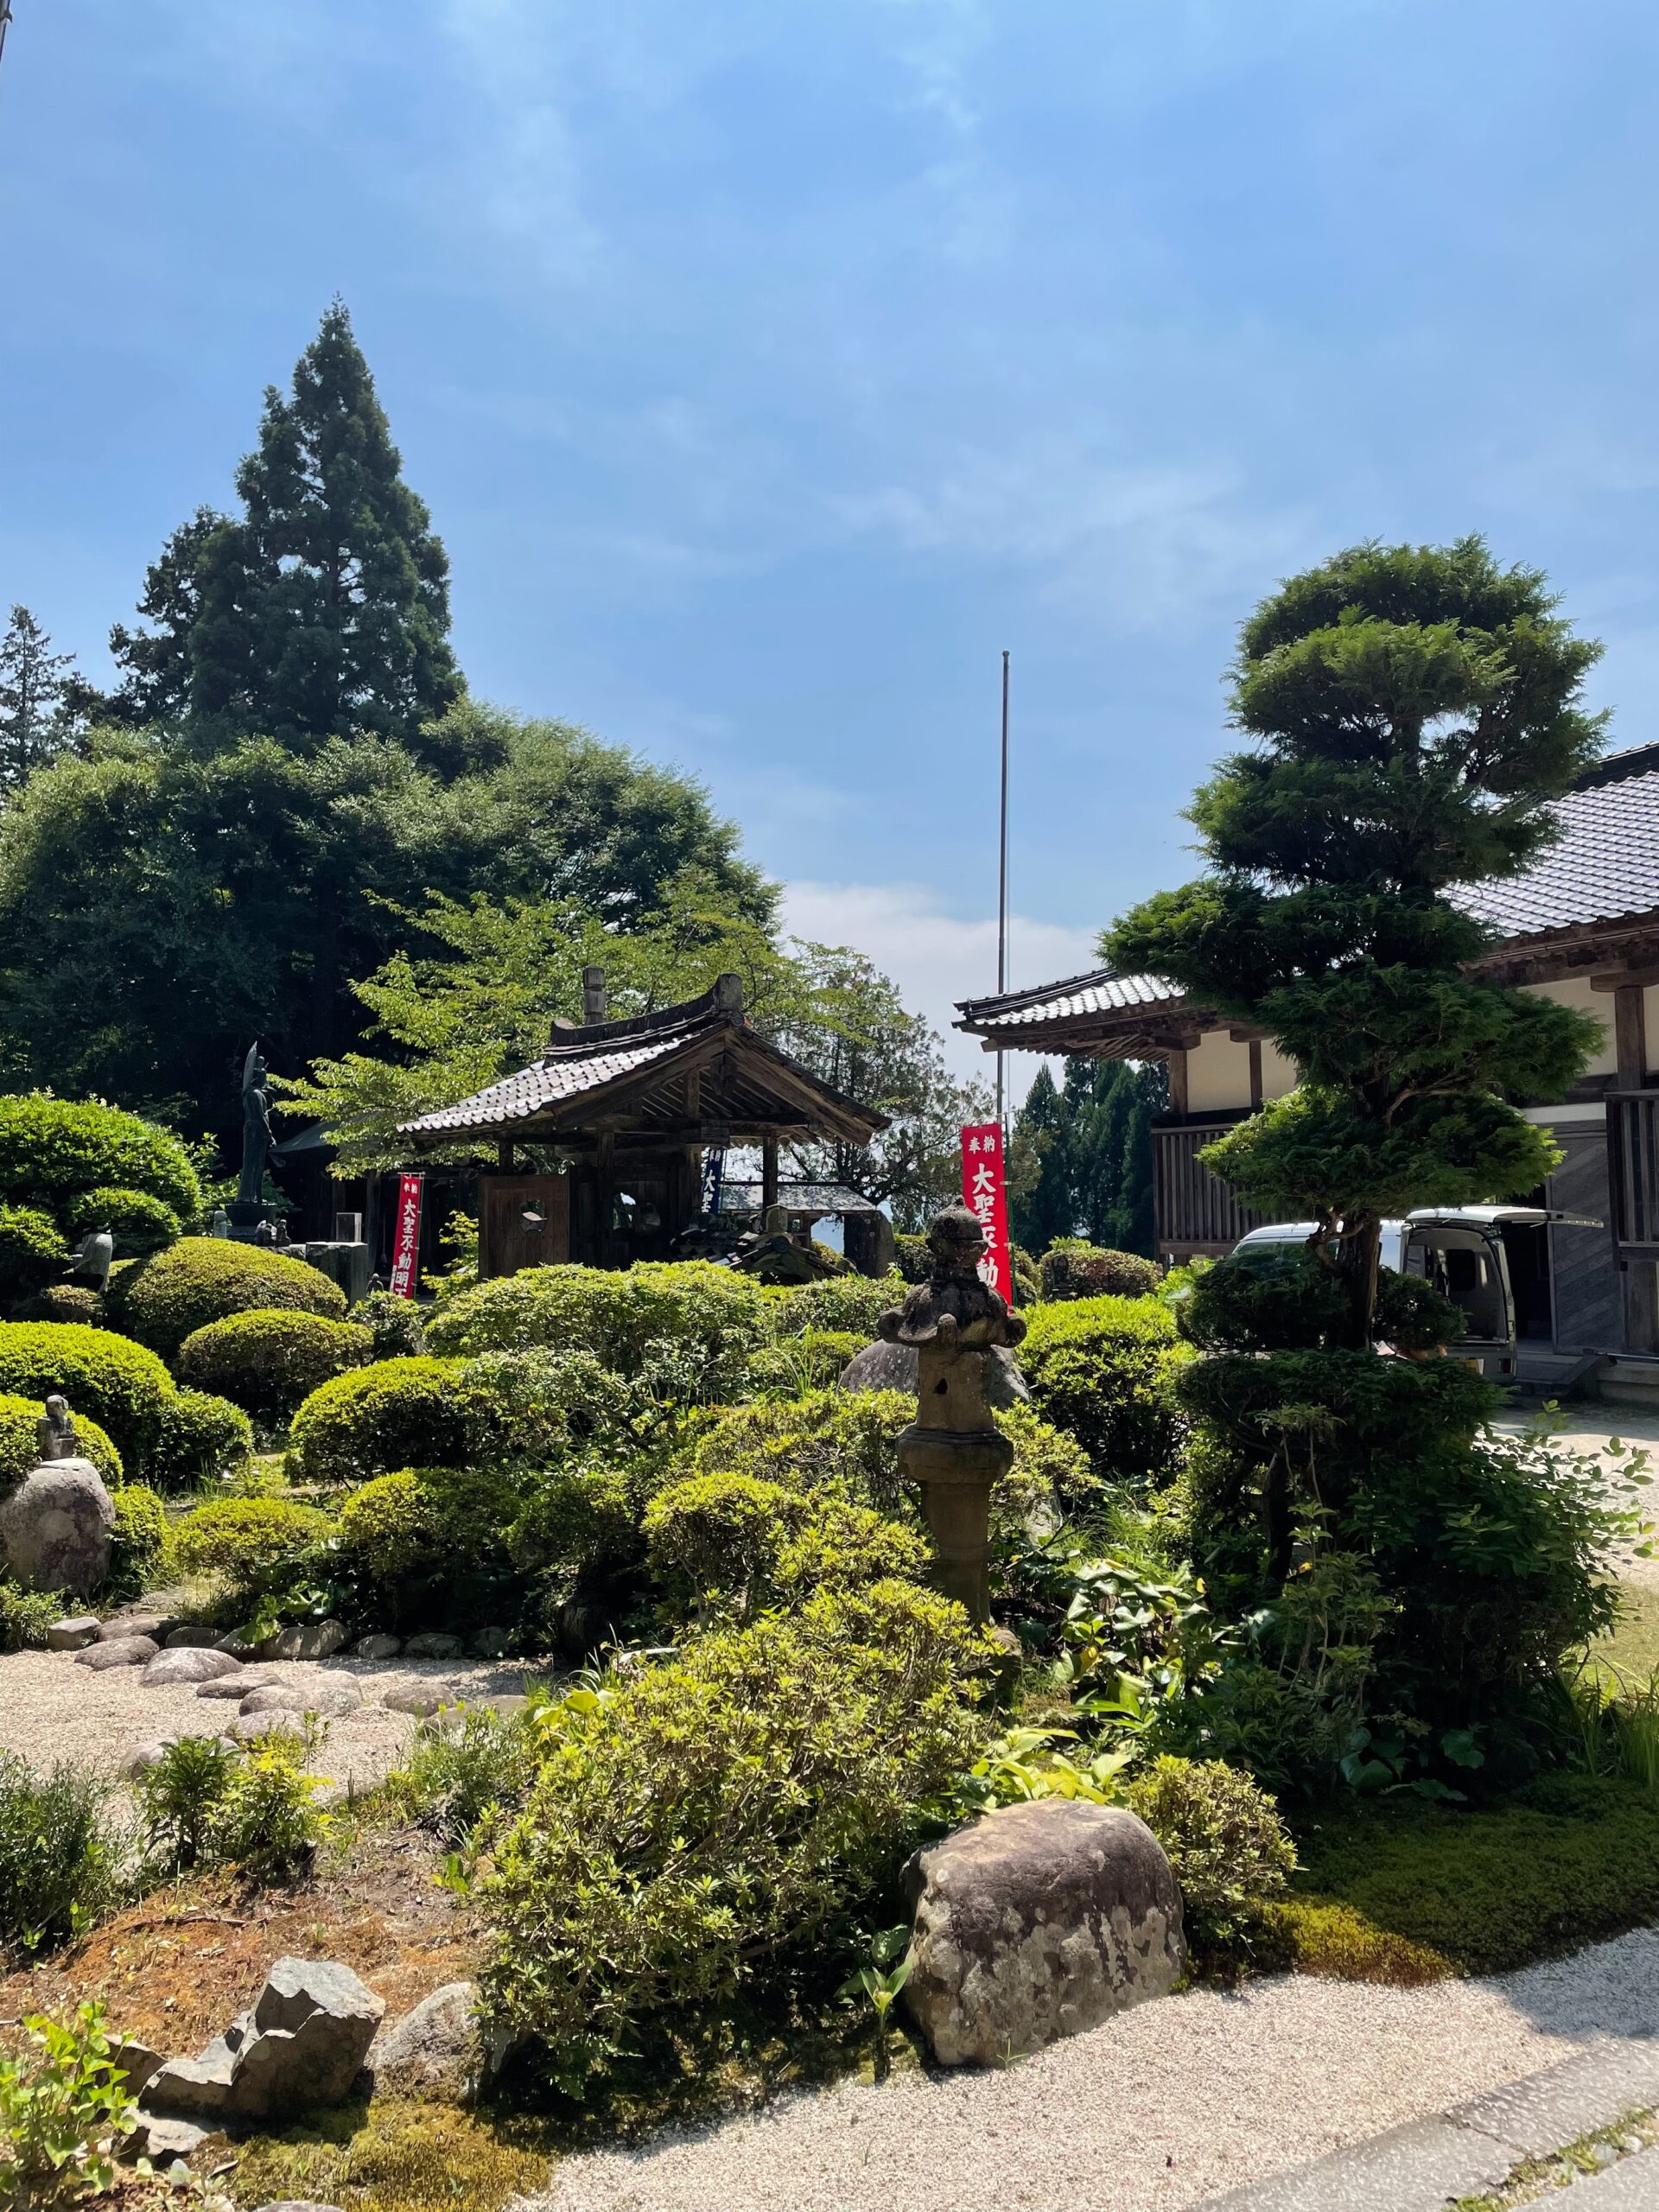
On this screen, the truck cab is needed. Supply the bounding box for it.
[1233,1206,1599,1379]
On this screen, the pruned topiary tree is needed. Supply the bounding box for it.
[1105,536,1605,1344]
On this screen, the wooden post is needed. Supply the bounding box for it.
[595,1130,616,1268]
[1614,987,1659,1351]
[1248,1039,1263,1111]
[498,1140,513,1174]
[761,1136,779,1211]
[1166,1048,1190,1120]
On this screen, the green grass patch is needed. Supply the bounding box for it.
[1282,1776,1659,1980]
[1596,1581,1659,1685]
[228,2097,558,2212]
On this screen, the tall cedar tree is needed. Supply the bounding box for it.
[1104,538,1605,1342]
[0,607,78,794]
[1011,1058,1165,1255]
[118,302,462,748]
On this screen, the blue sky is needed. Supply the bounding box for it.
[3,1,1657,1082]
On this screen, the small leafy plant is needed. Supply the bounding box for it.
[837,1925,913,2082]
[0,2003,137,2209]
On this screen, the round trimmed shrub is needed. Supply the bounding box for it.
[0,1093,201,1225]
[768,1273,903,1341]
[1020,1294,1191,1479]
[110,1483,170,1594]
[14,1284,102,1325]
[63,1185,182,1258]
[337,1464,521,1584]
[289,1357,469,1483]
[173,1495,334,1583]
[177,1309,375,1420]
[644,1473,806,1613]
[153,1388,254,1489]
[0,1320,174,1468]
[425,1261,772,1381]
[104,1238,347,1360]
[1039,1242,1162,1302]
[0,1205,68,1302]
[1123,1755,1297,1959]
[0,1391,121,1487]
[504,1461,638,1579]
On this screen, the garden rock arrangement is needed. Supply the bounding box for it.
[142,1956,385,2127]
[901,1800,1185,2066]
[0,1455,114,1592]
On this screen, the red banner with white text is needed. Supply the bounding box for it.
[388,1172,425,1299]
[960,1122,1012,1302]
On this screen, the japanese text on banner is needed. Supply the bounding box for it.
[959,1122,1013,1300]
[388,1172,425,1299]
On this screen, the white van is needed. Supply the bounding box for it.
[1233,1206,1599,1380]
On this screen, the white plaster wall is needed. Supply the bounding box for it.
[1524,977,1615,1077]
[1186,1030,1254,1114]
[1261,1040,1298,1099]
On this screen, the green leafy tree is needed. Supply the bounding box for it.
[100,506,227,728]
[1105,537,1605,1342]
[0,607,79,795]
[1010,1058,1166,1255]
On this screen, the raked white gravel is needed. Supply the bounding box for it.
[522,1927,1659,2212]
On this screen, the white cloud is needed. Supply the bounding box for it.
[780,878,1096,1095]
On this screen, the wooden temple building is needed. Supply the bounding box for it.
[398,970,891,1279]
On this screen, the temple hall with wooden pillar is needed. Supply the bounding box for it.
[397,969,890,1279]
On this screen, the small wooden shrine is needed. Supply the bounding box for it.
[398,969,889,1279]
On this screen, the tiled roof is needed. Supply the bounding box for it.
[399,1029,692,1135]
[956,969,1179,1035]
[1461,765,1659,941]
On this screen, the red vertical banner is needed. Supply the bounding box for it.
[960,1123,1012,1301]
[388,1172,425,1299]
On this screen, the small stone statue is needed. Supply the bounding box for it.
[877,1205,1027,1623]
[35,1395,81,1463]
[68,1223,114,1288]
[210,1208,232,1239]
[238,1041,275,1210]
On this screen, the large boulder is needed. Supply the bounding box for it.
[370,1981,478,2100]
[0,1459,114,1593]
[142,1647,243,1688]
[901,1800,1185,2066]
[840,1340,1030,1408]
[144,1958,384,2126]
[74,1633,159,1671]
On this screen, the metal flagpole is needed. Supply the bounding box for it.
[0,4,15,75]
[996,649,1010,1131]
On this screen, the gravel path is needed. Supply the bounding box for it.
[524,1929,1659,2212]
[0,1647,532,1797]
[1496,1404,1659,1593]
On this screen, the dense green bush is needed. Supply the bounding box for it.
[1124,1755,1297,1960]
[336,1465,524,1628]
[389,1703,540,1844]
[153,1389,254,1489]
[1178,1248,1464,1357]
[453,1348,636,1462]
[177,1308,375,1419]
[173,1495,334,1586]
[63,1185,183,1258]
[14,1284,102,1326]
[0,1205,68,1301]
[0,1392,121,1487]
[426,1260,772,1391]
[0,1583,62,1653]
[1020,1294,1191,1479]
[109,1484,170,1598]
[502,1460,639,1583]
[479,1580,984,2088]
[769,1273,902,1341]
[1039,1243,1162,1302]
[0,1093,201,1228]
[0,1754,120,1959]
[104,1236,347,1359]
[289,1357,469,1482]
[0,1322,173,1469]
[644,1472,931,1623]
[353,1286,429,1358]
[743,1328,866,1395]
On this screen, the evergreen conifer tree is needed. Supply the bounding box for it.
[1010,1058,1165,1255]
[1106,537,1604,1343]
[103,506,228,728]
[0,606,78,794]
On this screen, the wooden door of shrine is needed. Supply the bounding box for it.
[479,1173,570,1279]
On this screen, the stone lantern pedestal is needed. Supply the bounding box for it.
[879,1206,1026,1626]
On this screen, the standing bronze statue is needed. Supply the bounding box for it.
[878,1205,1027,1623]
[238,1042,275,1211]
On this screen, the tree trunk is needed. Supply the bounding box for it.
[1332,1216,1382,1349]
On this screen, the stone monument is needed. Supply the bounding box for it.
[876,1205,1027,1623]
[1,1395,115,1593]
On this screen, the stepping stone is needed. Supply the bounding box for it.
[402,1632,465,1659]
[76,1635,159,1670]
[262,1619,347,1662]
[47,1616,100,1651]
[382,1686,445,1717]
[197,1674,275,1700]
[241,1682,360,1718]
[163,1625,223,1649]
[229,1711,311,1744]
[143,1648,242,1688]
[99,1612,173,1642]
[351,1632,401,1660]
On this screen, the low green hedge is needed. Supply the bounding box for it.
[0,1392,122,1486]
[1019,1293,1191,1478]
[105,1238,347,1359]
[0,1321,174,1469]
[425,1261,772,1384]
[289,1357,470,1484]
[766,1273,903,1341]
[1039,1243,1162,1301]
[177,1308,375,1419]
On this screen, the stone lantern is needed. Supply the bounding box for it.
[877,1205,1027,1623]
